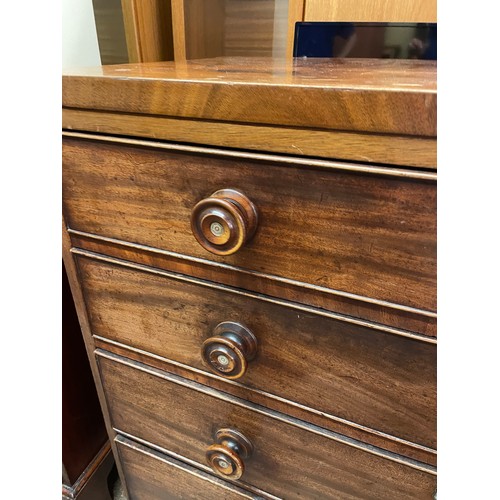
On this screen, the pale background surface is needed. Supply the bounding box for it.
[62,0,101,68]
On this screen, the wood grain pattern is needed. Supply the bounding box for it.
[73,247,435,343]
[121,0,174,63]
[116,436,258,499]
[62,109,437,168]
[62,57,437,497]
[95,335,435,466]
[61,218,131,499]
[63,137,436,312]
[304,0,437,23]
[62,131,437,179]
[69,232,437,337]
[98,352,437,499]
[62,57,437,137]
[78,256,436,450]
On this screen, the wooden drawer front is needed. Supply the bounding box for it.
[79,256,436,449]
[63,137,436,312]
[98,353,436,499]
[115,435,258,499]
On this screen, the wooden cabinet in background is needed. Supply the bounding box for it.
[303,0,437,23]
[109,0,437,62]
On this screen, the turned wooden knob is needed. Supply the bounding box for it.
[201,322,257,380]
[190,189,258,255]
[206,428,253,480]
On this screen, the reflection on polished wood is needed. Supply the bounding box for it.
[62,109,437,168]
[116,436,258,499]
[70,233,437,338]
[77,255,436,451]
[63,57,436,137]
[63,56,436,498]
[98,352,437,499]
[63,137,436,312]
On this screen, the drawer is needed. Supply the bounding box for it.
[79,255,436,450]
[115,435,260,499]
[63,136,436,312]
[98,352,436,499]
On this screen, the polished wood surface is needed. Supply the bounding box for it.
[62,57,437,498]
[74,247,436,465]
[69,231,436,337]
[94,334,435,466]
[304,0,437,22]
[61,57,437,91]
[77,256,436,449]
[62,108,437,168]
[63,137,436,312]
[62,57,437,137]
[62,131,436,180]
[98,352,436,499]
[116,436,258,499]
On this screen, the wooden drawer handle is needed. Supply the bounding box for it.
[190,189,258,255]
[206,428,253,480]
[201,322,258,380]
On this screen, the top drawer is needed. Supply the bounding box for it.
[63,136,436,313]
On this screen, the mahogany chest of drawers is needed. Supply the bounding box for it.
[62,57,437,499]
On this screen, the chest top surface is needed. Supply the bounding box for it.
[63,57,437,139]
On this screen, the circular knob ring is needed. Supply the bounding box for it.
[195,197,246,251]
[201,322,258,379]
[190,189,258,256]
[206,428,253,480]
[203,336,246,377]
[206,444,244,480]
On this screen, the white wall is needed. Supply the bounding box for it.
[62,0,101,68]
